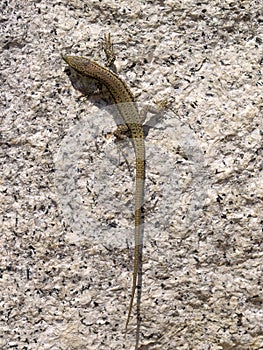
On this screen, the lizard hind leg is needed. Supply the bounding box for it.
[104,124,134,177]
[140,98,173,138]
[104,124,131,142]
[113,124,131,140]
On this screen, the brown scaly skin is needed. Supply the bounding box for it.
[62,39,145,338]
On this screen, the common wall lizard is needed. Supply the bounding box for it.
[62,36,145,335]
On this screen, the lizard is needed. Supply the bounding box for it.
[62,34,145,334]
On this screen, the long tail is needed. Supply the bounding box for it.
[125,212,141,332]
[125,156,145,332]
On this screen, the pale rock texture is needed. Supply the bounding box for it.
[1,0,262,349]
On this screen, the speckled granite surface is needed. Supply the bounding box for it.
[1,1,262,349]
